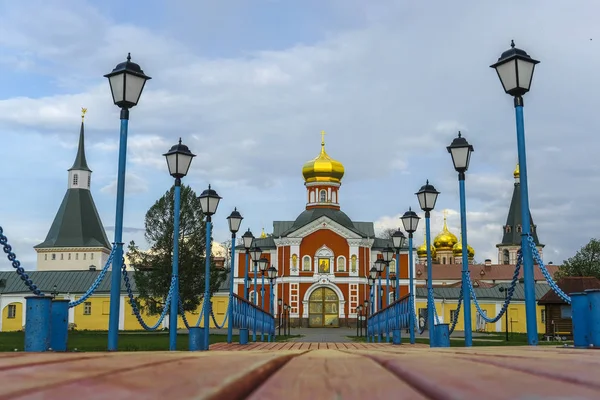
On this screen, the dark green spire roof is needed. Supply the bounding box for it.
[68,122,91,172]
[499,180,543,247]
[34,188,111,249]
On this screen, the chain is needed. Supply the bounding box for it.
[210,307,229,329]
[428,288,441,325]
[0,226,42,295]
[448,288,463,335]
[527,234,571,304]
[69,246,116,308]
[178,299,191,329]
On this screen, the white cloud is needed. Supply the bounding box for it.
[101,172,149,196]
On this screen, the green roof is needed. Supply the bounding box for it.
[34,188,111,249]
[415,282,551,301]
[499,181,542,247]
[68,122,91,172]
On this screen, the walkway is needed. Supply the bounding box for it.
[1,345,599,399]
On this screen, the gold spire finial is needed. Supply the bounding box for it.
[321,130,326,146]
[260,227,267,238]
[443,209,449,229]
[81,107,87,122]
[513,163,520,179]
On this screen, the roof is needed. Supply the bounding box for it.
[68,121,91,172]
[0,270,229,295]
[34,189,111,249]
[415,282,551,301]
[279,208,368,237]
[415,263,561,282]
[538,277,600,305]
[499,181,542,247]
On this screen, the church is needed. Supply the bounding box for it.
[235,132,411,328]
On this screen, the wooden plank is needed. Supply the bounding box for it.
[2,351,304,400]
[248,350,426,400]
[362,351,600,399]
[0,352,108,370]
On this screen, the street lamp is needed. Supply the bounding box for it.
[374,260,385,312]
[267,266,277,341]
[416,180,439,347]
[241,229,254,300]
[51,284,58,299]
[163,138,196,351]
[499,286,509,341]
[258,257,269,341]
[283,304,289,336]
[447,131,475,348]
[105,53,151,352]
[198,184,221,350]
[226,208,243,344]
[401,207,420,344]
[249,245,262,342]
[356,305,363,337]
[491,40,540,346]
[382,247,394,309]
[390,275,397,301]
[277,298,283,336]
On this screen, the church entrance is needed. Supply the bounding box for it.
[308,287,339,327]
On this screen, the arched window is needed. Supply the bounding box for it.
[389,292,395,305]
[87,175,91,188]
[73,174,78,186]
[309,191,315,203]
[336,256,345,272]
[319,190,327,202]
[303,256,311,271]
[389,259,396,273]
[249,290,258,305]
[516,225,522,233]
[505,225,511,233]
[503,250,510,265]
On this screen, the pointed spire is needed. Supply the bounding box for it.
[69,108,91,172]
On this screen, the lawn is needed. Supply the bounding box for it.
[348,332,574,346]
[0,330,299,352]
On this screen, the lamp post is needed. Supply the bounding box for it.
[491,40,540,345]
[283,304,288,336]
[163,138,196,351]
[51,285,58,299]
[277,298,283,336]
[368,276,376,342]
[381,247,394,343]
[198,185,222,351]
[258,257,269,341]
[391,230,406,301]
[267,266,277,341]
[401,207,420,344]
[226,208,243,344]
[499,286,509,341]
[104,53,151,351]
[416,180,440,346]
[356,305,362,337]
[447,131,475,348]
[390,275,397,302]
[374,259,385,312]
[249,245,262,341]
[241,229,254,300]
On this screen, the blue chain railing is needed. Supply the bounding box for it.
[0,226,42,295]
[230,293,274,338]
[367,294,411,342]
[527,234,571,304]
[429,288,441,325]
[448,288,463,335]
[69,246,117,308]
[122,261,175,331]
[468,250,522,323]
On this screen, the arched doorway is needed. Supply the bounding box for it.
[308,287,339,327]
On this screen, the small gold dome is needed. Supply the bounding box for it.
[416,243,436,258]
[513,163,520,179]
[452,240,475,259]
[433,211,458,251]
[302,131,345,184]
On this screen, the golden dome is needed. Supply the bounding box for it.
[452,237,475,259]
[416,228,436,258]
[302,131,345,184]
[260,228,267,238]
[433,211,458,250]
[513,163,520,179]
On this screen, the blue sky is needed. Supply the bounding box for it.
[1,0,600,270]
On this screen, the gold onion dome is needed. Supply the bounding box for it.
[452,238,475,259]
[302,131,345,184]
[513,163,520,179]
[416,228,436,258]
[433,212,458,251]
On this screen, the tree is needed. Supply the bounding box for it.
[556,238,600,280]
[126,184,228,315]
[379,228,396,240]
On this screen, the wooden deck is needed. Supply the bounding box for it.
[1,343,599,399]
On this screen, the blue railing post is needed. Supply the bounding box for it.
[253,262,258,342]
[425,212,436,347]
[458,178,473,347]
[408,234,415,344]
[169,182,181,351]
[385,265,390,342]
[514,98,538,346]
[586,289,600,347]
[50,299,70,352]
[269,280,275,342]
[24,296,52,352]
[108,109,129,352]
[203,218,213,351]
[261,273,265,342]
[227,235,236,344]
[244,251,249,300]
[571,292,589,348]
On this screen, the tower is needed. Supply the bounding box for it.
[34,109,112,271]
[433,210,458,265]
[496,164,544,264]
[301,131,345,210]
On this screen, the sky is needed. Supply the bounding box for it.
[1,0,599,271]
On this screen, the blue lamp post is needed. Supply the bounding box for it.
[267,266,277,341]
[249,245,262,341]
[401,208,420,344]
[491,40,540,346]
[381,247,394,343]
[226,208,244,344]
[241,229,254,300]
[416,180,440,347]
[163,138,196,351]
[447,131,475,347]
[374,259,385,312]
[104,53,151,351]
[258,257,269,341]
[391,230,406,301]
[198,185,222,351]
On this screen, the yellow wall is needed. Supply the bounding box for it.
[415,300,547,335]
[177,296,230,329]
[123,298,163,330]
[72,296,111,330]
[1,302,23,331]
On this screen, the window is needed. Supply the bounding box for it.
[83,253,86,260]
[502,250,510,265]
[389,259,396,273]
[541,309,546,323]
[73,174,78,186]
[87,175,91,188]
[75,253,79,260]
[44,254,47,261]
[388,292,395,305]
[516,225,522,233]
[560,305,572,319]
[505,225,511,233]
[83,302,92,315]
[337,256,345,272]
[303,256,311,271]
[61,254,64,260]
[450,309,458,322]
[68,253,71,260]
[91,253,94,260]
[319,190,326,202]
[249,290,258,306]
[7,304,16,319]
[52,254,56,260]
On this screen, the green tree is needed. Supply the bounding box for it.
[556,238,600,280]
[126,184,227,315]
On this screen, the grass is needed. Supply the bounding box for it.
[0,330,301,352]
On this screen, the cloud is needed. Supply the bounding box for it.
[100,172,149,196]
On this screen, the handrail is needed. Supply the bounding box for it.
[368,294,410,319]
[231,293,275,343]
[367,294,412,343]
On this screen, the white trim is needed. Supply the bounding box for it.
[302,282,346,319]
[285,215,362,239]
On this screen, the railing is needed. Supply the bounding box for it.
[367,294,411,342]
[231,293,275,342]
